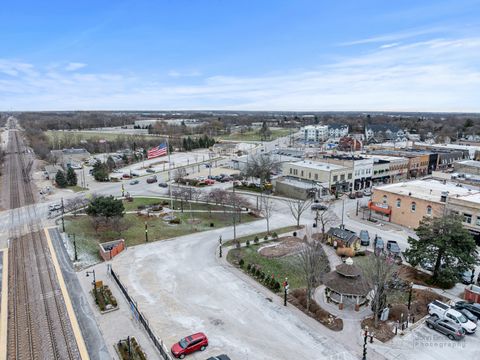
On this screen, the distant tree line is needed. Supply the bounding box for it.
[182,135,215,151]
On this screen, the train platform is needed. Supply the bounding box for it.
[47,227,110,360]
[0,249,8,360]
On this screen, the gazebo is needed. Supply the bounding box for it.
[323,257,371,311]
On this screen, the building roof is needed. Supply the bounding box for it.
[456,160,480,169]
[374,179,480,203]
[326,227,359,246]
[289,160,347,172]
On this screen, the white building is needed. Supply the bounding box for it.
[302,125,329,142]
[328,125,349,140]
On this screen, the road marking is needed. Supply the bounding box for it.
[0,249,8,360]
[44,227,90,360]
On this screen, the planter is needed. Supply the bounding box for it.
[92,284,119,314]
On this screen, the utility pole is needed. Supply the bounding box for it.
[167,137,174,210]
[61,197,65,232]
[232,184,237,243]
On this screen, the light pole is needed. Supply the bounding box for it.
[283,277,289,306]
[407,282,414,310]
[144,221,148,242]
[61,197,65,232]
[86,269,96,290]
[362,326,374,360]
[219,236,222,258]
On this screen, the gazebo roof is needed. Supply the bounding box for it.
[323,271,371,296]
[335,258,362,277]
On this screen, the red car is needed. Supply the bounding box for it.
[171,332,208,358]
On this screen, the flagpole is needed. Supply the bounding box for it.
[167,137,173,210]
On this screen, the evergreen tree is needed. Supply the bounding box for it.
[55,170,68,188]
[66,166,78,186]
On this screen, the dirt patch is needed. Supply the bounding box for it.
[409,288,449,320]
[258,236,302,258]
[397,265,436,287]
[289,288,343,331]
[187,218,202,225]
[361,317,395,343]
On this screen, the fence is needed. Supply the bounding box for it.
[110,266,172,360]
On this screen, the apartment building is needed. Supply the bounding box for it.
[302,125,329,142]
[283,160,353,193]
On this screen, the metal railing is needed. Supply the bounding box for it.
[110,267,172,360]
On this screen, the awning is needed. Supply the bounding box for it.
[368,201,391,215]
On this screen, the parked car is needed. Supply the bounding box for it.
[122,173,131,179]
[386,240,401,255]
[130,180,139,185]
[171,332,208,358]
[158,182,168,188]
[348,192,356,199]
[460,270,475,285]
[359,230,370,246]
[428,300,477,334]
[48,204,62,211]
[454,301,480,318]
[204,179,215,185]
[425,316,465,340]
[146,175,158,184]
[131,171,140,177]
[311,203,327,211]
[374,236,384,254]
[207,356,231,360]
[146,168,155,173]
[356,191,364,198]
[363,189,372,196]
[456,307,478,323]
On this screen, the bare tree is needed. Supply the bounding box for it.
[64,195,89,216]
[298,234,330,311]
[358,254,396,328]
[260,194,275,234]
[315,204,337,241]
[172,186,190,212]
[209,189,229,213]
[286,198,312,228]
[174,168,187,183]
[243,154,280,184]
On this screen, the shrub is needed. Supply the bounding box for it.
[254,236,259,244]
[137,205,146,210]
[239,259,245,267]
[247,263,252,272]
[169,218,181,224]
[255,268,261,277]
[274,281,281,291]
[235,241,241,249]
[246,239,250,247]
[293,231,297,237]
[272,232,278,239]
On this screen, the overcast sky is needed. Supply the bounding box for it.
[1,0,480,111]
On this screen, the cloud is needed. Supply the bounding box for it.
[1,35,480,111]
[65,62,87,71]
[167,69,202,78]
[379,42,400,49]
[340,27,445,46]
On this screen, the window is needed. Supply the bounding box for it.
[308,172,311,179]
[396,199,401,208]
[476,217,480,226]
[348,173,352,180]
[426,206,432,215]
[411,202,416,212]
[340,174,345,181]
[301,170,304,177]
[314,174,318,180]
[289,168,292,175]
[333,175,338,182]
[383,195,388,204]
[464,213,472,224]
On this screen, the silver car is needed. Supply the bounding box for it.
[426,316,465,340]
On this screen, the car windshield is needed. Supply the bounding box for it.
[458,314,467,323]
[179,339,188,349]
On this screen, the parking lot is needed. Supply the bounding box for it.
[373,319,480,360]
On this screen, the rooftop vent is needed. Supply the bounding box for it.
[440,191,449,203]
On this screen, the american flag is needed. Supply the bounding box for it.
[147,143,167,159]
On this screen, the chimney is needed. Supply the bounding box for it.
[440,191,448,203]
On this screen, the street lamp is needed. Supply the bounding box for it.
[283,277,289,306]
[86,269,96,290]
[362,326,374,360]
[407,282,414,310]
[219,236,223,258]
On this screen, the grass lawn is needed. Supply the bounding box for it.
[227,244,305,290]
[68,185,88,192]
[223,225,300,247]
[65,210,259,257]
[123,197,226,212]
[46,130,159,143]
[218,128,294,142]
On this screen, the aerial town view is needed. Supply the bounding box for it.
[1,1,480,360]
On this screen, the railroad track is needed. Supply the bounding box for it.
[6,124,81,360]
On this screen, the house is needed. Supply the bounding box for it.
[49,148,90,169]
[328,124,349,140]
[337,136,362,152]
[365,124,406,143]
[326,227,360,250]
